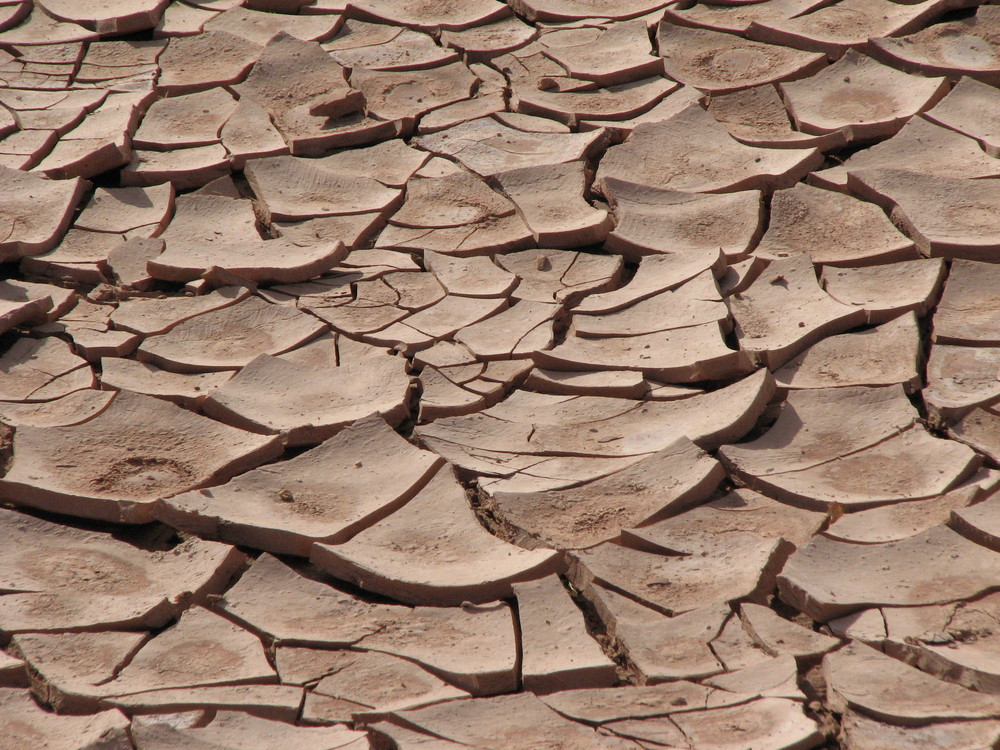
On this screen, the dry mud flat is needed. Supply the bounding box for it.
[5,0,1000,748]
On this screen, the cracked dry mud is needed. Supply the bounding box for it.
[3,2,1000,749]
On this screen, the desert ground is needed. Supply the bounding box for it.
[2,0,1000,747]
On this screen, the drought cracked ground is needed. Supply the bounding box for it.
[4,0,1000,748]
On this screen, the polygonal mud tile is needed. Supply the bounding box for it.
[424,251,517,298]
[513,575,617,693]
[774,312,922,392]
[748,0,959,57]
[821,258,946,324]
[779,526,1000,622]
[0,335,92,402]
[622,487,826,554]
[0,505,244,633]
[658,21,827,93]
[328,28,459,72]
[705,83,849,151]
[100,358,230,408]
[824,642,1000,725]
[729,254,866,369]
[73,183,174,238]
[391,692,639,749]
[869,5,1000,85]
[134,712,367,750]
[220,98,289,169]
[137,295,328,373]
[493,161,612,248]
[161,415,441,556]
[823,471,996,544]
[949,407,1000,465]
[603,182,760,262]
[311,464,563,605]
[439,16,537,62]
[950,490,1000,554]
[122,144,231,191]
[923,75,1000,157]
[595,104,822,195]
[664,0,831,36]
[739,604,839,663]
[812,116,1000,192]
[513,77,679,129]
[841,709,1000,750]
[108,684,305,723]
[669,697,823,750]
[925,344,1000,422]
[569,535,784,616]
[572,270,729,338]
[754,182,917,266]
[347,0,510,30]
[484,436,724,550]
[0,166,88,262]
[414,117,606,177]
[133,87,237,151]
[543,20,661,86]
[0,688,131,750]
[102,606,274,697]
[304,650,469,720]
[933,260,1000,345]
[497,248,623,304]
[780,50,948,142]
[0,389,115,428]
[219,554,518,695]
[0,390,283,522]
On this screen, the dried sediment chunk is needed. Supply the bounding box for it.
[511,0,667,22]
[824,642,1000,726]
[0,688,131,750]
[414,117,606,177]
[485,437,724,550]
[779,526,1000,622]
[811,116,1000,192]
[842,710,1000,750]
[570,535,784,616]
[823,472,994,544]
[729,255,866,369]
[202,350,411,445]
[748,0,959,57]
[73,183,174,238]
[327,27,459,72]
[352,62,479,133]
[498,249,623,304]
[0,506,244,633]
[35,0,169,34]
[104,606,274,696]
[134,713,367,750]
[536,322,750,384]
[454,300,560,360]
[122,144,231,191]
[780,50,948,142]
[157,30,262,94]
[739,603,839,662]
[821,258,946,325]
[658,22,827,93]
[220,98,289,169]
[106,684,304,722]
[774,313,922,392]
[493,161,612,248]
[159,193,259,249]
[148,237,346,284]
[0,336,91,402]
[514,77,679,128]
[110,287,249,337]
[312,464,563,605]
[137,295,328,372]
[347,0,510,30]
[670,697,823,750]
[754,182,917,266]
[923,76,1000,157]
[100,358,231,408]
[0,166,88,262]
[664,0,831,36]
[132,87,238,151]
[933,260,1000,345]
[595,105,822,195]
[925,344,1000,421]
[0,390,282,523]
[512,575,616,693]
[391,692,639,749]
[424,251,517,298]
[869,6,1000,84]
[543,20,661,86]
[706,83,848,151]
[220,554,519,695]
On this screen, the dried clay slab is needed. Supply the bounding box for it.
[602,178,763,262]
[821,258,946,325]
[137,295,328,373]
[484,436,725,550]
[753,182,917,267]
[160,415,443,557]
[0,335,92,402]
[219,554,519,695]
[0,688,131,750]
[658,21,827,94]
[542,20,662,87]
[133,712,367,750]
[663,0,831,36]
[841,708,1000,750]
[0,505,243,633]
[0,165,88,262]
[780,50,948,142]
[311,464,563,606]
[924,344,1000,421]
[923,76,1000,157]
[510,0,667,22]
[868,6,1000,86]
[595,104,822,195]
[347,0,510,31]
[778,525,1000,622]
[0,390,282,523]
[932,260,1000,346]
